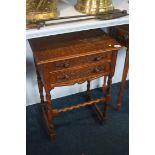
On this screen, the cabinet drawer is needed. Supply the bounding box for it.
[46,52,112,72]
[50,62,110,84]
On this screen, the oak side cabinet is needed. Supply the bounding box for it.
[28,29,121,141]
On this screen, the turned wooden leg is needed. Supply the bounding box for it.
[45,90,56,141]
[102,76,107,94]
[86,80,91,101]
[116,49,129,111]
[36,70,44,104]
[103,75,112,121]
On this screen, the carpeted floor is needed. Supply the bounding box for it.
[26,81,129,155]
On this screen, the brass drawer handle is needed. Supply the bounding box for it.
[63,74,70,80]
[93,67,104,73]
[63,63,70,68]
[58,74,70,80]
[94,56,103,61]
[56,62,70,68]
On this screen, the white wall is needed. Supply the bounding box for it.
[26,35,128,106]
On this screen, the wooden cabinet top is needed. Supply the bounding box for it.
[29,29,121,65]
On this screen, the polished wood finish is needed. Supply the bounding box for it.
[29,29,121,141]
[109,24,129,111]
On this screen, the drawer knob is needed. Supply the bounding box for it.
[94,56,102,61]
[58,74,70,80]
[56,62,70,68]
[64,75,70,79]
[63,63,70,68]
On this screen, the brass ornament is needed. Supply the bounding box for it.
[75,0,114,15]
[26,0,59,23]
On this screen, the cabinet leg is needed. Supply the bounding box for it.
[103,75,112,121]
[103,76,107,94]
[36,71,44,104]
[37,78,44,104]
[45,90,56,141]
[86,80,91,101]
[116,49,129,111]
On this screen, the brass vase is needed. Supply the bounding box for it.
[75,0,114,15]
[26,0,59,23]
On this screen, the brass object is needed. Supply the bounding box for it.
[75,0,114,15]
[26,10,128,30]
[26,0,59,23]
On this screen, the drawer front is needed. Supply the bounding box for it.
[50,63,110,84]
[46,52,112,72]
